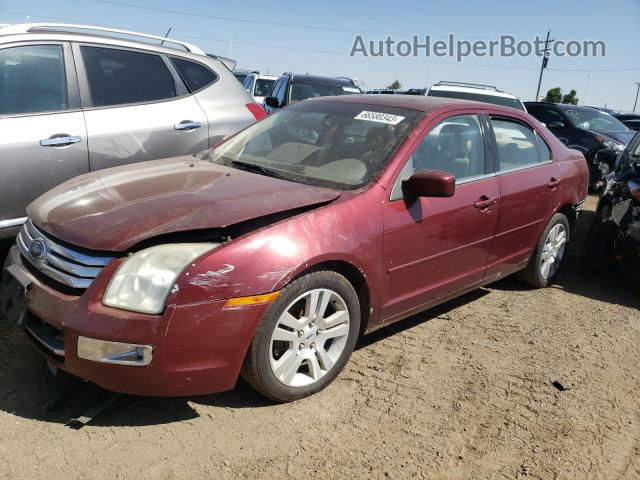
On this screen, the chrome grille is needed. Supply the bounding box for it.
[17,220,116,289]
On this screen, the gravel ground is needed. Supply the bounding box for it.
[0,196,639,480]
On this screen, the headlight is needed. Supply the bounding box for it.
[601,138,625,152]
[103,243,219,314]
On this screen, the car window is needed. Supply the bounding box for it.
[428,89,525,111]
[491,118,541,171]
[390,115,485,200]
[563,108,629,131]
[537,134,552,162]
[81,46,177,107]
[289,82,354,103]
[0,44,67,115]
[204,100,423,190]
[275,79,288,104]
[527,107,567,128]
[255,78,275,97]
[170,57,217,92]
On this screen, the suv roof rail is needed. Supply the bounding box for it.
[433,81,501,92]
[335,76,355,84]
[0,23,206,55]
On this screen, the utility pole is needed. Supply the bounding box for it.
[535,31,554,101]
[634,82,640,112]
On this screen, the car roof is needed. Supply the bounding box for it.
[429,84,519,100]
[0,23,234,67]
[524,102,593,112]
[287,74,354,86]
[306,94,525,115]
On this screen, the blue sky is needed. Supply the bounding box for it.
[2,0,639,111]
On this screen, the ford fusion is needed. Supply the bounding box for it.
[0,96,588,402]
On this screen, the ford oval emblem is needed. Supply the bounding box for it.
[28,238,48,262]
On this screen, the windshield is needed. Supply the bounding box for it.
[254,78,275,97]
[289,82,360,103]
[563,108,629,131]
[202,100,423,190]
[428,89,525,111]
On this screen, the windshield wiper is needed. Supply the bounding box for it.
[230,160,287,180]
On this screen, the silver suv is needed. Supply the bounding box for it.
[0,23,263,239]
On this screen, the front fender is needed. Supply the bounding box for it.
[166,185,385,312]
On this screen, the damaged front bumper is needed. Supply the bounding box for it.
[0,246,270,397]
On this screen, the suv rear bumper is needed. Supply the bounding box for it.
[2,246,269,397]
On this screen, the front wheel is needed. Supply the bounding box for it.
[241,271,360,402]
[517,213,570,288]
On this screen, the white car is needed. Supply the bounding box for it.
[243,73,279,104]
[426,81,526,111]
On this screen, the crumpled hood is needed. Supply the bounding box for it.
[27,156,341,251]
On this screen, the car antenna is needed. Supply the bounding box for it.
[159,27,172,46]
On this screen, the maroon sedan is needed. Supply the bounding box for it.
[0,96,588,402]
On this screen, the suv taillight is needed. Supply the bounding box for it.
[246,103,267,121]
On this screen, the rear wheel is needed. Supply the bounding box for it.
[241,271,360,402]
[517,213,569,288]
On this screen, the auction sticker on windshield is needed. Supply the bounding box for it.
[355,111,405,125]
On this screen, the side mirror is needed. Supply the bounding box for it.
[265,96,280,108]
[403,170,455,198]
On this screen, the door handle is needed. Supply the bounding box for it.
[547,178,560,189]
[474,196,498,210]
[39,135,81,147]
[174,121,202,131]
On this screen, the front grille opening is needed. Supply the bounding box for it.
[23,312,65,362]
[20,255,85,296]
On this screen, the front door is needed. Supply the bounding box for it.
[381,114,499,322]
[0,42,88,232]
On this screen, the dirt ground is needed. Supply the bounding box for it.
[0,196,638,480]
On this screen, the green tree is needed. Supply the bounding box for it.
[544,87,562,103]
[387,80,401,90]
[562,89,579,105]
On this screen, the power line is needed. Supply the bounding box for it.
[91,0,407,36]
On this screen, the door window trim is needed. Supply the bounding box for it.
[487,114,552,174]
[388,112,492,202]
[72,42,191,110]
[0,41,81,119]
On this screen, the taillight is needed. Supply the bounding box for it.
[246,103,267,121]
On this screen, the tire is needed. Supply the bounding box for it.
[241,270,361,402]
[517,213,570,288]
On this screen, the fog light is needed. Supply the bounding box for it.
[77,336,153,367]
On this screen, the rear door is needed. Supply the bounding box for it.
[381,113,499,322]
[73,44,209,172]
[0,42,88,231]
[484,115,559,277]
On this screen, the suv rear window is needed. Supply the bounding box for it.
[81,46,177,107]
[428,89,525,111]
[171,57,217,92]
[0,45,67,115]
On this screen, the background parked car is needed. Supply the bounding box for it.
[231,68,256,85]
[242,73,278,104]
[426,81,526,111]
[525,102,635,188]
[585,130,640,271]
[0,95,587,402]
[613,113,640,131]
[263,73,361,113]
[0,23,264,241]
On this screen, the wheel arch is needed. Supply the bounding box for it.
[288,259,372,335]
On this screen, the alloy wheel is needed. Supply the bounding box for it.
[269,288,350,388]
[540,223,567,279]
